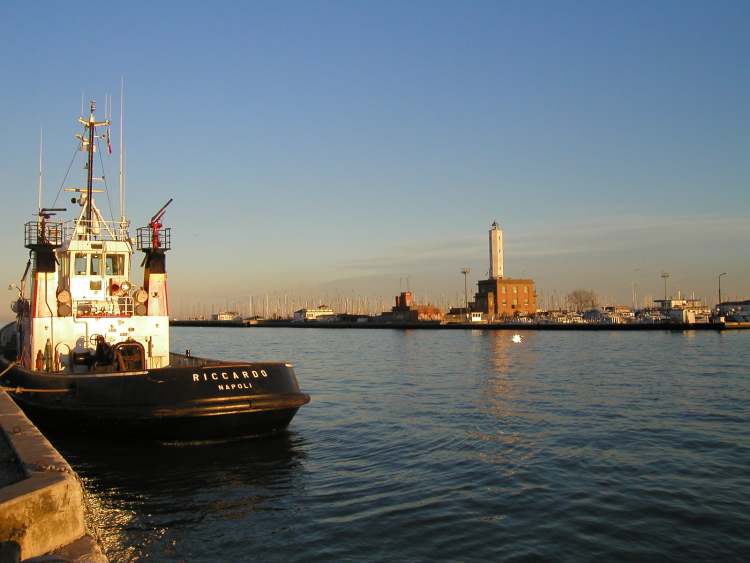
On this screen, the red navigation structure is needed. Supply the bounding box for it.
[148,198,173,249]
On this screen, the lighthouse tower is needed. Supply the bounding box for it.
[489,221,503,279]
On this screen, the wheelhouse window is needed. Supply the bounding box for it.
[90,254,102,276]
[105,254,125,276]
[74,253,87,275]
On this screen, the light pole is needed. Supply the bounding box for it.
[461,267,471,322]
[718,272,727,310]
[660,272,670,302]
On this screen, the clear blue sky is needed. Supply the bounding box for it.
[1,1,748,318]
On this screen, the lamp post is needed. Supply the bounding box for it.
[718,272,727,310]
[461,267,471,322]
[660,272,670,302]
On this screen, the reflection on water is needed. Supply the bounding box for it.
[479,331,515,419]
[486,329,539,373]
[469,332,538,480]
[55,431,306,561]
[45,328,750,562]
[488,330,514,374]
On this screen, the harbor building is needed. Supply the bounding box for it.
[385,292,444,323]
[717,300,750,322]
[293,305,336,322]
[473,221,537,319]
[654,297,710,324]
[444,307,469,323]
[212,311,241,321]
[474,278,537,318]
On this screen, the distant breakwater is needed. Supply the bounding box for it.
[170,319,749,331]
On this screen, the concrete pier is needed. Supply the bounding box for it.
[0,391,105,562]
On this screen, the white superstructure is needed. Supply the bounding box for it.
[489,220,504,279]
[13,100,172,373]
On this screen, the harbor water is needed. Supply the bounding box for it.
[49,328,749,561]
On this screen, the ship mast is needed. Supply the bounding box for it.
[119,78,127,239]
[85,101,95,229]
[78,100,110,237]
[37,128,43,212]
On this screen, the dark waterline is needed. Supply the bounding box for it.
[48,328,750,562]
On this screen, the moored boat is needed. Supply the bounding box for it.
[0,97,309,441]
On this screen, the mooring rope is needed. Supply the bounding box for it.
[0,361,72,394]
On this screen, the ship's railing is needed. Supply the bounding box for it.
[62,219,131,242]
[24,221,64,247]
[136,227,171,251]
[74,296,134,317]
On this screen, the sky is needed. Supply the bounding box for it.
[0,0,748,319]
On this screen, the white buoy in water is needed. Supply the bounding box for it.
[512,334,522,343]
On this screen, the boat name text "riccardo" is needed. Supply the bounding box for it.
[192,370,269,384]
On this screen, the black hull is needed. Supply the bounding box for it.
[15,401,301,442]
[0,353,310,442]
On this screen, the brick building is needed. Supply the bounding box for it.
[389,292,444,322]
[474,278,537,319]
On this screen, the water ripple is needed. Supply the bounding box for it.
[47,328,750,562]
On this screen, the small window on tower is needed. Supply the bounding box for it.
[74,253,87,275]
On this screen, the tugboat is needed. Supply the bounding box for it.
[0,99,309,441]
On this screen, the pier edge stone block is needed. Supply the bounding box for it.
[0,392,88,560]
